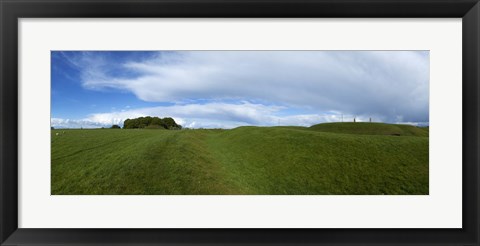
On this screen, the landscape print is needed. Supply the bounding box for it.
[51,51,429,195]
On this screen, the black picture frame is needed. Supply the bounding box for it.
[1,0,479,245]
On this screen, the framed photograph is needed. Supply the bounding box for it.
[1,0,479,245]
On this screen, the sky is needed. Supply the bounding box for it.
[51,51,429,129]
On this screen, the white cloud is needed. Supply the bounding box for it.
[61,51,430,124]
[51,102,349,129]
[51,118,106,129]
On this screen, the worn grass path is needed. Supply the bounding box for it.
[52,123,428,195]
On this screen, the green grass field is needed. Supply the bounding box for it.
[51,122,429,195]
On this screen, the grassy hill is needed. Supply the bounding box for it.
[51,123,429,195]
[309,122,429,137]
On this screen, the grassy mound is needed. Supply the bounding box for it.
[52,125,429,195]
[309,122,428,137]
[208,126,428,195]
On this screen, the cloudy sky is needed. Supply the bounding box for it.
[51,51,429,129]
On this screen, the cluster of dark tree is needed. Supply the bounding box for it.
[123,116,182,130]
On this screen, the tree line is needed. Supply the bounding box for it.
[123,116,182,130]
